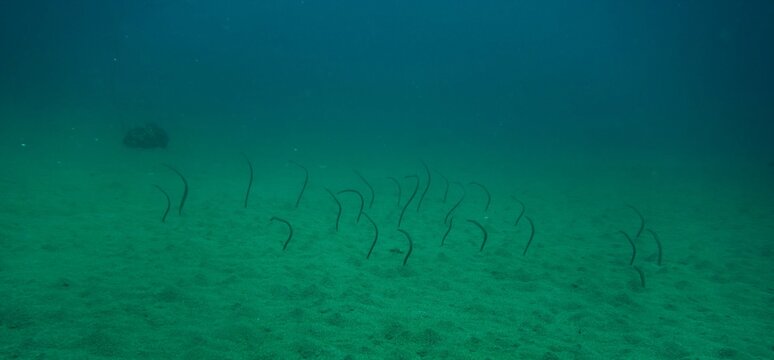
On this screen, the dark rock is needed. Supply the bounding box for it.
[123,123,169,149]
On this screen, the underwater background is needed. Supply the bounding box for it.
[1,0,773,359]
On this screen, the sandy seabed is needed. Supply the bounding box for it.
[1,129,772,360]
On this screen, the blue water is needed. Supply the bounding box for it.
[3,1,772,158]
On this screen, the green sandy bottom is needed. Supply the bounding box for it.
[1,131,773,359]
